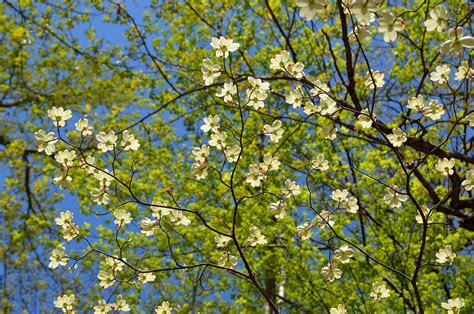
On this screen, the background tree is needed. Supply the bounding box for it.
[1,0,473,313]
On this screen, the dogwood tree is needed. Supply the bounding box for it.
[1,0,473,313]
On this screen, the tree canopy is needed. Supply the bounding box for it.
[1,0,473,313]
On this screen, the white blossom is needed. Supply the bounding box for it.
[96,131,117,153]
[441,298,465,314]
[333,245,353,264]
[365,70,385,89]
[321,262,342,282]
[138,271,156,284]
[383,185,408,208]
[55,149,76,167]
[296,0,326,20]
[370,282,390,300]
[48,244,69,269]
[462,169,474,191]
[322,124,337,140]
[435,158,455,176]
[191,161,208,180]
[436,245,456,265]
[330,304,347,314]
[54,294,75,313]
[110,294,130,312]
[246,163,267,187]
[210,36,240,58]
[93,300,112,314]
[263,120,284,143]
[297,221,313,240]
[430,64,451,84]
[48,106,72,127]
[75,118,93,136]
[270,50,291,71]
[155,301,173,314]
[121,130,140,151]
[316,210,334,229]
[34,129,57,155]
[218,251,238,268]
[378,11,404,42]
[247,226,267,247]
[169,210,191,226]
[215,235,231,248]
[424,6,447,32]
[441,27,474,55]
[201,58,221,85]
[311,154,329,171]
[422,99,445,121]
[113,209,132,226]
[269,200,287,219]
[348,0,378,25]
[263,153,281,171]
[216,82,237,103]
[415,205,434,224]
[55,211,73,226]
[454,61,474,81]
[357,109,375,129]
[246,76,270,110]
[331,189,349,203]
[192,144,210,163]
[387,128,407,147]
[208,131,227,150]
[286,85,305,108]
[282,179,301,198]
[53,167,72,190]
[407,95,424,112]
[224,145,241,162]
[140,218,158,236]
[286,61,305,79]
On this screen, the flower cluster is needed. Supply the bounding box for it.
[408,96,445,121]
[155,301,173,314]
[356,109,376,129]
[49,244,69,269]
[93,294,130,313]
[378,11,404,42]
[321,262,342,282]
[430,64,451,85]
[387,128,407,147]
[247,226,267,247]
[263,119,284,143]
[55,211,79,241]
[246,76,270,110]
[90,169,113,205]
[307,81,337,116]
[331,189,359,213]
[462,169,473,191]
[210,36,240,58]
[54,294,75,313]
[383,185,408,208]
[311,153,330,171]
[435,158,455,176]
[441,298,465,314]
[295,0,327,20]
[97,257,125,289]
[370,282,391,300]
[201,58,221,85]
[364,70,385,89]
[344,0,378,25]
[441,28,474,55]
[245,153,281,187]
[270,50,305,79]
[436,245,456,265]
